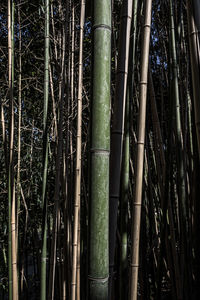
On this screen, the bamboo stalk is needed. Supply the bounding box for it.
[8,1,12,298]
[71,1,85,299]
[186,0,200,159]
[40,0,50,298]
[109,0,133,294]
[89,0,111,298]
[16,3,22,291]
[169,1,188,295]
[129,0,152,299]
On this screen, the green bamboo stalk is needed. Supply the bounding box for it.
[40,0,49,299]
[88,0,111,298]
[129,0,152,299]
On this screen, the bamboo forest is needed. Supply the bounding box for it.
[1,0,200,299]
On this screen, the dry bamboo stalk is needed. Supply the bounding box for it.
[0,101,8,171]
[129,0,152,299]
[11,183,18,300]
[16,3,22,289]
[71,1,85,299]
[8,0,18,299]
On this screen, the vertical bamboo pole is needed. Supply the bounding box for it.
[71,1,85,299]
[109,2,133,293]
[89,0,111,298]
[11,4,18,299]
[40,0,49,298]
[129,0,152,299]
[170,2,188,295]
[186,0,200,159]
[8,0,17,298]
[8,1,12,298]
[16,3,22,289]
[120,92,129,300]
[120,2,138,297]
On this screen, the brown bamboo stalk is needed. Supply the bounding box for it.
[8,0,18,299]
[71,1,85,299]
[0,100,8,171]
[16,2,22,283]
[129,0,152,299]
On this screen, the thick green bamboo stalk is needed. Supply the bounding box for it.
[40,0,49,299]
[129,0,152,299]
[88,1,111,298]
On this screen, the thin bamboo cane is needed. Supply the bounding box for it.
[129,0,152,299]
[8,2,12,298]
[109,0,133,294]
[170,2,189,295]
[186,0,200,159]
[0,100,8,172]
[120,90,129,300]
[120,2,138,296]
[71,1,85,299]
[8,0,17,298]
[40,0,50,298]
[16,3,22,290]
